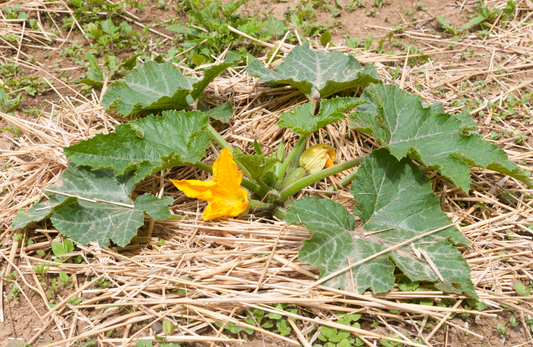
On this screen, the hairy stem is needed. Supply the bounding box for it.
[279,156,366,202]
[273,207,287,220]
[249,199,273,211]
[207,124,229,148]
[325,166,359,192]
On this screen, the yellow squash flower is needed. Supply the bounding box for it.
[299,144,336,174]
[170,147,250,220]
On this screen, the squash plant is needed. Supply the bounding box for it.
[14,45,532,298]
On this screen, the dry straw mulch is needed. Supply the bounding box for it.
[1,0,533,346]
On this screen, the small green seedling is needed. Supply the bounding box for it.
[162,319,175,334]
[79,338,97,347]
[380,334,403,347]
[52,239,75,263]
[59,271,74,290]
[516,282,532,297]
[7,283,21,302]
[33,263,50,277]
[497,323,509,338]
[461,299,488,319]
[214,321,251,335]
[509,316,518,328]
[317,313,365,347]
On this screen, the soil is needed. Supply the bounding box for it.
[245,0,471,44]
[1,280,71,346]
[2,0,533,346]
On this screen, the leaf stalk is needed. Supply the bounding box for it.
[279,157,365,202]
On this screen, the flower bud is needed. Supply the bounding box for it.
[299,144,336,174]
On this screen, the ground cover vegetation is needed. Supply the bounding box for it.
[1,0,533,346]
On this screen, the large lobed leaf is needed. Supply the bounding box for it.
[102,53,240,117]
[13,164,172,247]
[64,110,211,183]
[350,84,532,192]
[286,149,476,298]
[102,61,192,116]
[247,45,381,100]
[278,97,365,135]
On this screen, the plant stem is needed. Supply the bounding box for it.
[273,207,287,220]
[249,199,273,211]
[325,166,359,192]
[279,156,366,202]
[207,124,228,148]
[192,162,266,197]
[276,135,308,183]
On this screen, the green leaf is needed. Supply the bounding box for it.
[64,110,210,183]
[70,0,82,8]
[14,165,172,247]
[278,97,365,135]
[515,282,532,296]
[59,271,70,282]
[234,153,279,181]
[135,340,153,347]
[12,195,77,230]
[253,140,264,156]
[247,45,381,100]
[267,311,282,320]
[229,325,242,334]
[350,84,532,192]
[321,326,337,339]
[101,53,239,117]
[264,16,285,36]
[190,52,240,100]
[101,19,118,36]
[203,101,233,123]
[52,239,75,257]
[68,297,84,305]
[436,16,459,35]
[286,149,476,297]
[331,330,350,343]
[261,321,274,328]
[192,53,206,67]
[398,277,420,292]
[162,319,175,334]
[165,24,201,37]
[320,31,332,47]
[462,15,487,30]
[0,88,8,112]
[102,61,193,116]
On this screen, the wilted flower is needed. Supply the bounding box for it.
[299,144,336,174]
[170,147,250,220]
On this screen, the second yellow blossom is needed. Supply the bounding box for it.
[299,144,336,174]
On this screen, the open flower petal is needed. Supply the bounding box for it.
[171,147,250,220]
[212,148,243,197]
[170,179,216,202]
[203,199,250,220]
